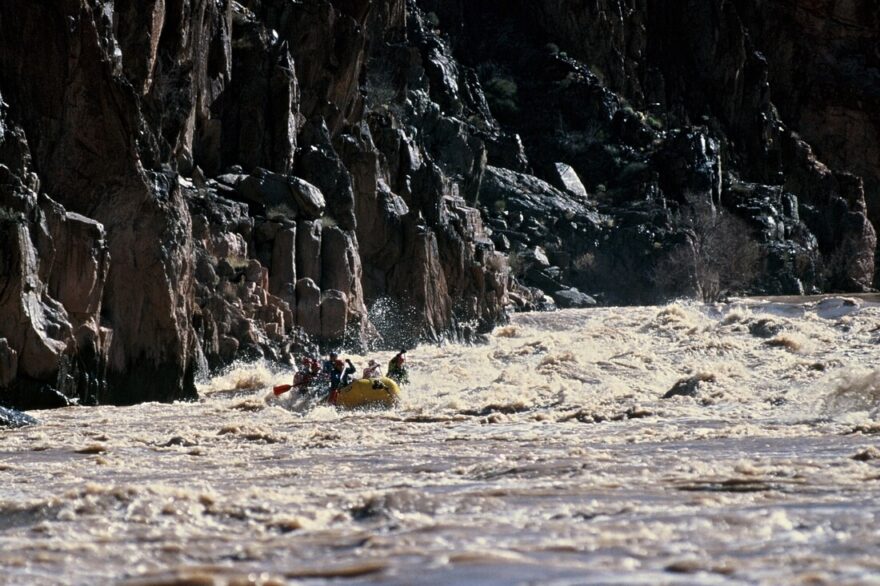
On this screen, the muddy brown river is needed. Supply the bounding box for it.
[2,299,880,585]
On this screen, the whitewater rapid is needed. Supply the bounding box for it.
[2,298,880,585]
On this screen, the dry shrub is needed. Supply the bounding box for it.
[655,206,762,302]
[573,252,596,271]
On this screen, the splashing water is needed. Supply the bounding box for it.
[366,297,425,351]
[824,368,880,419]
[2,297,880,585]
[198,360,281,396]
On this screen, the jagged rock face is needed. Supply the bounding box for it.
[214,13,298,175]
[0,0,507,408]
[1,0,875,408]
[0,99,111,408]
[523,0,877,288]
[0,1,208,406]
[737,1,880,227]
[188,185,304,370]
[423,0,875,300]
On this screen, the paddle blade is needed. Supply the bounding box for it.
[273,384,292,396]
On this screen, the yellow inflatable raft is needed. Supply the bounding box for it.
[332,377,401,409]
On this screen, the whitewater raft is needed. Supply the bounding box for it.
[333,377,401,409]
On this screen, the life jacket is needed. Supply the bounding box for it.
[330,363,355,389]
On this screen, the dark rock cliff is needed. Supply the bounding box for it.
[0,0,876,408]
[423,0,876,302]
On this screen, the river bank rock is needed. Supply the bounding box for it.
[553,288,597,309]
[0,406,37,428]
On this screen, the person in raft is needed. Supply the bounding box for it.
[293,356,320,393]
[362,359,382,379]
[387,350,409,384]
[322,351,339,377]
[328,358,357,404]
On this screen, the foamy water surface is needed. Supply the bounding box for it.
[2,298,880,585]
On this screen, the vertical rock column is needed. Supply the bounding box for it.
[269,226,296,305]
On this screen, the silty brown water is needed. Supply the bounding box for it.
[2,298,880,585]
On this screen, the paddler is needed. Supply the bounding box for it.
[386,349,409,384]
[322,351,338,376]
[362,359,382,379]
[293,356,320,393]
[328,358,357,405]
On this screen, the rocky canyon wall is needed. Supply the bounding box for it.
[422,0,876,300]
[1,0,876,408]
[0,0,507,408]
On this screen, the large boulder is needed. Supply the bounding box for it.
[238,169,325,219]
[320,290,348,341]
[547,162,588,199]
[552,288,597,308]
[480,166,593,219]
[295,278,321,337]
